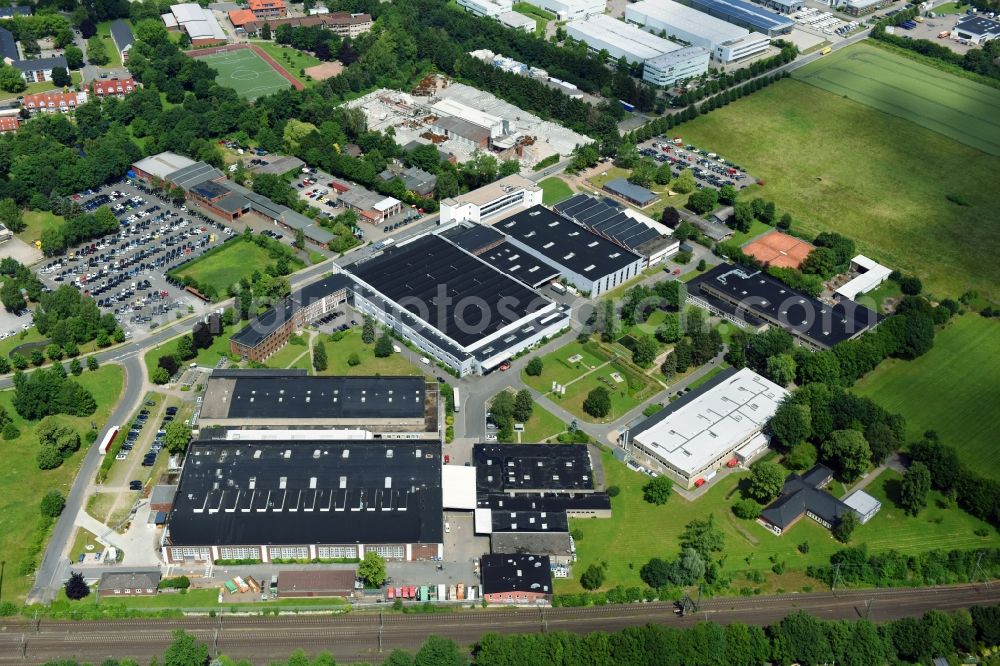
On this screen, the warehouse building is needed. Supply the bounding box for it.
[843,0,891,16]
[490,532,574,565]
[474,444,597,495]
[602,177,658,208]
[834,255,892,302]
[495,205,645,297]
[198,370,439,439]
[554,194,679,266]
[625,0,771,62]
[476,492,612,519]
[686,264,879,349]
[439,224,561,289]
[642,46,711,87]
[953,16,1000,45]
[440,174,543,225]
[566,14,681,64]
[625,368,788,489]
[758,0,803,14]
[162,439,444,563]
[686,0,794,35]
[458,0,512,17]
[519,0,605,20]
[481,554,552,604]
[499,11,537,32]
[349,234,570,375]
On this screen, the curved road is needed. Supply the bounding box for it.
[1,584,998,663]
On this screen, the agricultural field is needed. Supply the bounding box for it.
[561,449,1000,595]
[678,76,1000,300]
[854,315,1000,480]
[0,365,124,601]
[193,47,295,100]
[538,176,573,205]
[794,42,1000,155]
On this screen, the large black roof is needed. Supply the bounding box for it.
[349,235,548,349]
[689,263,878,347]
[477,492,612,512]
[473,444,595,494]
[167,440,443,546]
[488,510,568,533]
[481,553,552,595]
[554,194,664,254]
[496,205,642,279]
[201,372,426,421]
[440,224,561,289]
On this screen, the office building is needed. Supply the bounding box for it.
[439,224,561,289]
[499,11,537,32]
[642,46,711,87]
[494,205,645,297]
[458,0,513,17]
[440,174,543,225]
[162,439,444,563]
[626,367,788,488]
[953,16,1000,44]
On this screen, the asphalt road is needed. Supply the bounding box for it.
[2,584,998,664]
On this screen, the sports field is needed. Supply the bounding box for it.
[794,43,1000,155]
[854,315,1000,480]
[677,77,1000,300]
[195,47,294,101]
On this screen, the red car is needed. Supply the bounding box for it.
[694,478,706,488]
[499,361,511,371]
[672,268,681,275]
[444,455,450,464]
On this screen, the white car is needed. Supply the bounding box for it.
[420,357,430,365]
[445,522,450,533]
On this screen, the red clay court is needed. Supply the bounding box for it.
[742,230,814,269]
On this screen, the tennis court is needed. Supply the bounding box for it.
[794,42,1000,155]
[194,47,294,101]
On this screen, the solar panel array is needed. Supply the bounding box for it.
[555,194,661,253]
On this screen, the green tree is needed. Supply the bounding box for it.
[580,563,606,590]
[358,551,387,587]
[0,199,24,232]
[582,386,611,418]
[655,312,681,344]
[86,35,109,65]
[163,630,208,666]
[642,475,673,505]
[899,461,931,516]
[87,356,99,371]
[730,201,754,232]
[732,498,762,519]
[765,354,796,387]
[770,400,811,450]
[40,489,66,517]
[785,442,817,471]
[525,357,543,376]
[632,334,659,368]
[69,358,82,375]
[51,66,71,88]
[261,22,272,40]
[374,333,393,358]
[414,636,464,666]
[654,163,672,185]
[312,340,328,372]
[176,335,195,361]
[37,444,63,470]
[629,158,656,188]
[832,511,859,543]
[746,462,785,503]
[0,65,25,93]
[64,44,84,69]
[151,367,170,385]
[685,188,718,215]
[164,421,192,456]
[672,169,696,194]
[778,212,793,230]
[660,351,677,379]
[347,352,361,367]
[512,389,534,423]
[361,316,376,344]
[821,430,872,483]
[679,515,724,559]
[718,184,738,205]
[64,571,90,600]
[640,557,672,588]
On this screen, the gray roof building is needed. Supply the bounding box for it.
[13,55,68,72]
[602,178,658,207]
[98,571,161,593]
[760,464,851,533]
[379,164,437,197]
[0,27,18,62]
[110,19,134,58]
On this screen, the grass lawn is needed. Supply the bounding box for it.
[18,210,63,244]
[521,340,610,394]
[0,364,123,601]
[856,278,902,314]
[192,47,293,101]
[794,42,1000,155]
[251,41,322,86]
[512,2,555,34]
[562,448,1000,595]
[555,357,658,423]
[96,20,127,68]
[677,76,1000,300]
[264,340,311,370]
[0,72,83,102]
[67,527,101,565]
[538,176,573,205]
[319,328,424,377]
[587,166,630,190]
[520,403,567,443]
[854,315,1000,480]
[729,219,771,246]
[684,365,728,392]
[0,327,46,359]
[170,237,303,300]
[933,1,967,13]
[143,321,241,378]
[86,492,116,523]
[50,587,348,615]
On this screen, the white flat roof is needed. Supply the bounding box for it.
[444,173,539,207]
[474,507,494,533]
[133,151,197,180]
[843,489,881,515]
[626,0,748,44]
[835,254,892,301]
[373,196,402,212]
[499,10,537,28]
[170,3,226,39]
[443,465,477,510]
[633,368,789,476]
[567,14,680,61]
[432,99,503,131]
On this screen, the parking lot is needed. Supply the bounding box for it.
[638,137,755,191]
[36,180,231,334]
[793,6,864,38]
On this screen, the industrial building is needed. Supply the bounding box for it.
[834,255,892,302]
[519,0,605,20]
[566,14,681,64]
[625,0,771,63]
[458,0,512,17]
[474,444,597,495]
[348,234,570,376]
[162,439,444,564]
[162,3,227,46]
[494,205,645,297]
[480,554,552,604]
[440,174,543,225]
[758,0,803,14]
[553,194,679,266]
[278,570,357,598]
[686,263,879,349]
[337,186,403,223]
[440,224,562,289]
[499,11,537,32]
[625,367,788,489]
[953,16,1000,44]
[602,177,658,208]
[843,0,891,15]
[642,46,711,87]
[686,0,794,36]
[197,370,439,439]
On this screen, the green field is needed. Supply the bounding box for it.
[520,403,567,442]
[538,176,573,205]
[170,238,303,298]
[143,321,242,378]
[854,315,1000,480]
[678,76,1000,300]
[512,2,554,35]
[194,48,293,101]
[319,328,424,377]
[96,21,127,68]
[0,365,124,601]
[562,449,999,594]
[794,42,1000,155]
[251,41,322,86]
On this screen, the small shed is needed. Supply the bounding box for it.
[278,569,357,598]
[843,489,882,524]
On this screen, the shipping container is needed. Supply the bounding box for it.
[387,587,395,600]
[457,582,465,599]
[419,586,429,601]
[438,583,446,600]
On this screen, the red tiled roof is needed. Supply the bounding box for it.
[91,77,137,96]
[248,0,285,10]
[0,116,20,132]
[228,9,256,26]
[22,90,86,110]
